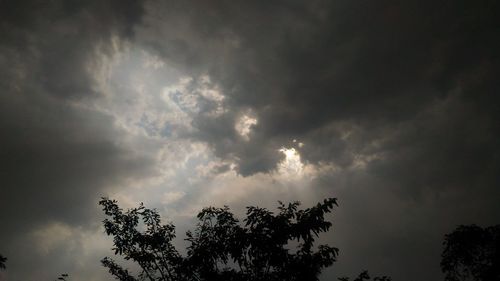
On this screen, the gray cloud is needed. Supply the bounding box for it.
[138,0,500,177]
[1,1,499,281]
[0,0,151,279]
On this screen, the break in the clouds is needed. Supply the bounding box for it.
[1,1,499,281]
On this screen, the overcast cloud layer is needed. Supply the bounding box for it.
[1,1,499,280]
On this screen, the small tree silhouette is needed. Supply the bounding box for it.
[99,198,339,281]
[441,224,500,281]
[55,273,69,281]
[0,254,6,270]
[338,270,391,281]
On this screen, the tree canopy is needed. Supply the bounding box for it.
[3,199,499,281]
[338,270,391,281]
[99,198,339,281]
[441,224,500,281]
[0,254,6,270]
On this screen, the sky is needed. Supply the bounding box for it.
[0,0,499,280]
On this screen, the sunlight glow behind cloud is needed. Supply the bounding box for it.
[235,115,258,140]
[278,147,304,176]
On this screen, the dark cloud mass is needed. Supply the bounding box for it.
[0,0,499,280]
[143,0,500,175]
[0,0,152,279]
[137,0,500,177]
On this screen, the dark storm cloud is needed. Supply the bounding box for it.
[0,0,151,278]
[139,0,500,182]
[0,0,144,98]
[1,0,499,280]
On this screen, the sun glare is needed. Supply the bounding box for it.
[278,147,304,176]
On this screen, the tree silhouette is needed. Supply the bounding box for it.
[441,224,500,281]
[0,254,6,270]
[55,273,69,281]
[338,270,391,281]
[338,270,392,281]
[99,198,338,281]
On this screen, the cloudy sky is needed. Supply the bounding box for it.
[0,1,499,280]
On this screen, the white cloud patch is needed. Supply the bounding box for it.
[235,114,258,140]
[278,147,304,176]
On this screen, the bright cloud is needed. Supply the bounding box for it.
[235,114,258,140]
[278,147,304,176]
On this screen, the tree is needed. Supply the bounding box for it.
[338,270,391,281]
[441,224,500,281]
[55,273,70,281]
[99,198,339,281]
[0,254,6,270]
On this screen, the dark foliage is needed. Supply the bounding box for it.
[99,198,338,281]
[0,254,6,270]
[55,273,69,281]
[338,270,391,281]
[441,224,500,281]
